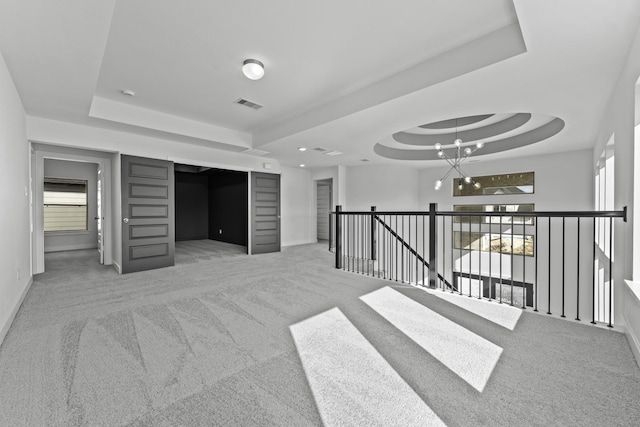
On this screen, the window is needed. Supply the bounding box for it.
[43,178,88,232]
[452,204,535,256]
[453,171,534,196]
[453,231,535,256]
[453,204,535,224]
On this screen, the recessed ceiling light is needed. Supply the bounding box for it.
[298,147,307,152]
[299,164,306,168]
[242,59,264,80]
[121,89,135,97]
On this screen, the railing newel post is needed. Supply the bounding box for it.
[429,203,438,289]
[335,205,342,269]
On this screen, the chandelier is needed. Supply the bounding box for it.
[434,138,484,191]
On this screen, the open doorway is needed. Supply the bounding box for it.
[32,144,113,274]
[316,179,332,241]
[174,164,248,261]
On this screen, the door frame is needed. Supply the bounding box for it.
[32,145,112,274]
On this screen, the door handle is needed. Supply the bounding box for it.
[123,218,129,224]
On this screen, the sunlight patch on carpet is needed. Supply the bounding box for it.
[290,307,445,426]
[361,287,502,392]
[427,289,522,330]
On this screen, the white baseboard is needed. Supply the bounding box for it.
[112,260,122,274]
[623,280,640,368]
[44,243,98,253]
[623,317,640,368]
[282,239,318,247]
[0,276,33,349]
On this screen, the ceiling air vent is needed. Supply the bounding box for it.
[313,147,329,153]
[234,98,263,110]
[242,148,270,156]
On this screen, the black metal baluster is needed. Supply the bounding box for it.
[424,215,427,287]
[591,216,596,324]
[451,215,454,293]
[408,215,412,284]
[468,215,472,297]
[576,217,581,321]
[562,217,566,317]
[346,214,350,271]
[377,212,381,278]
[522,217,526,309]
[488,216,493,301]
[478,215,483,299]
[440,215,444,290]
[608,216,613,328]
[459,214,463,295]
[534,217,538,312]
[511,215,514,306]
[382,215,386,279]
[335,206,342,269]
[402,215,405,283]
[499,215,503,304]
[395,215,399,282]
[416,215,419,285]
[547,216,552,315]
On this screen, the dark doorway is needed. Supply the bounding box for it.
[174,165,248,249]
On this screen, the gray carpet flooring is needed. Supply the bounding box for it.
[1,240,639,426]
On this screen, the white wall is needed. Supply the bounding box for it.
[43,159,98,252]
[27,117,281,174]
[0,54,31,347]
[345,165,421,211]
[419,149,594,211]
[592,21,640,354]
[281,166,315,246]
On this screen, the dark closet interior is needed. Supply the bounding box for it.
[175,164,248,247]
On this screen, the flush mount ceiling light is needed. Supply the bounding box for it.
[298,147,307,152]
[242,59,264,80]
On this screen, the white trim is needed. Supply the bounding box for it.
[44,243,99,253]
[112,260,122,275]
[624,318,640,367]
[168,156,254,172]
[282,239,318,247]
[32,147,112,273]
[624,280,640,367]
[0,277,33,349]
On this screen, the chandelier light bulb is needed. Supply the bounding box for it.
[434,143,441,150]
[454,138,462,147]
[437,150,444,158]
[458,183,464,190]
[464,176,472,184]
[464,147,472,155]
[242,59,265,80]
[435,180,442,190]
[476,141,485,148]
[473,181,482,189]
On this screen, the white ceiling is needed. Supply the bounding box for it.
[1,0,639,168]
